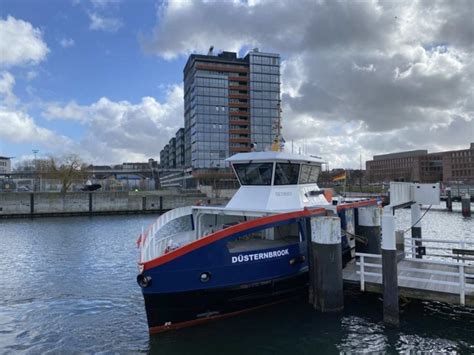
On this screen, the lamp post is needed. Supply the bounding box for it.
[32,149,39,192]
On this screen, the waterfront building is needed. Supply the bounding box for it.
[162,48,280,172]
[0,156,12,175]
[160,144,169,169]
[442,143,474,183]
[366,143,473,183]
[168,137,176,169]
[175,128,185,168]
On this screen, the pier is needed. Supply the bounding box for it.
[308,181,473,326]
[343,251,474,307]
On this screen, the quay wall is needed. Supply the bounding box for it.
[0,191,217,218]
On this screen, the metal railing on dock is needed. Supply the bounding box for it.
[351,250,474,306]
[403,237,474,262]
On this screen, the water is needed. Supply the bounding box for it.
[0,205,473,354]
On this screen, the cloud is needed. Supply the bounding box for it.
[141,0,473,167]
[0,16,49,67]
[59,37,75,48]
[90,0,120,8]
[43,85,184,162]
[0,71,75,152]
[88,12,122,32]
[0,71,17,106]
[0,108,73,148]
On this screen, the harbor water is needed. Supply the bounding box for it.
[0,204,473,353]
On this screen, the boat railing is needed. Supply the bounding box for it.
[138,206,194,263]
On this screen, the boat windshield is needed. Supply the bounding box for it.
[299,164,320,184]
[234,163,273,185]
[274,163,300,185]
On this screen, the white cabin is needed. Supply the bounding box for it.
[225,151,329,212]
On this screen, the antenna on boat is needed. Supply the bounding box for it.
[271,99,284,151]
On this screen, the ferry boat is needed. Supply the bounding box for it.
[136,151,373,334]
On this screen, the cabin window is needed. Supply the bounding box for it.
[274,163,300,185]
[234,163,273,185]
[299,164,320,184]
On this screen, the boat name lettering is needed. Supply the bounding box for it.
[275,191,292,197]
[231,249,290,263]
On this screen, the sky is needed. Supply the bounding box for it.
[0,0,473,168]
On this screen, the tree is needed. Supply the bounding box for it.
[39,154,88,193]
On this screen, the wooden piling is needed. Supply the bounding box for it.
[462,193,471,217]
[309,216,344,312]
[355,206,381,254]
[446,187,453,212]
[382,207,399,327]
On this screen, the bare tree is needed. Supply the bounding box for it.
[39,154,88,192]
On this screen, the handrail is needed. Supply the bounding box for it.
[355,252,473,305]
[138,206,194,263]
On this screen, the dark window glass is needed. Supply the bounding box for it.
[299,164,321,184]
[234,163,273,185]
[274,163,300,185]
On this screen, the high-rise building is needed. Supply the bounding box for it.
[182,49,280,171]
[175,128,185,168]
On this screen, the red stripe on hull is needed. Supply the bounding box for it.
[140,200,377,271]
[148,299,288,334]
[336,199,377,211]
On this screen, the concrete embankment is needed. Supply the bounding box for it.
[0,191,225,218]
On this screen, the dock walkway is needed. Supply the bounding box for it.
[343,257,474,306]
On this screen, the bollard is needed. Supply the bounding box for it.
[411,204,423,259]
[355,206,382,254]
[309,216,344,312]
[461,193,471,217]
[382,206,399,327]
[446,187,452,212]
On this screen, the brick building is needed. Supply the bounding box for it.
[366,143,473,183]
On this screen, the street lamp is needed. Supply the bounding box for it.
[32,149,39,192]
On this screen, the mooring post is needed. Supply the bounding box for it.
[382,206,399,327]
[446,187,452,212]
[395,230,405,257]
[411,203,422,259]
[461,193,471,217]
[309,216,343,312]
[355,206,381,254]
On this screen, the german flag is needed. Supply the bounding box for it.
[332,171,346,182]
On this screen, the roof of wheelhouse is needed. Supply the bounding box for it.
[226,151,325,164]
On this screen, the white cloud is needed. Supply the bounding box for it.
[59,37,75,48]
[141,0,473,167]
[0,71,75,152]
[0,108,73,148]
[0,16,49,67]
[43,85,184,162]
[90,0,120,8]
[0,71,17,106]
[88,12,122,32]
